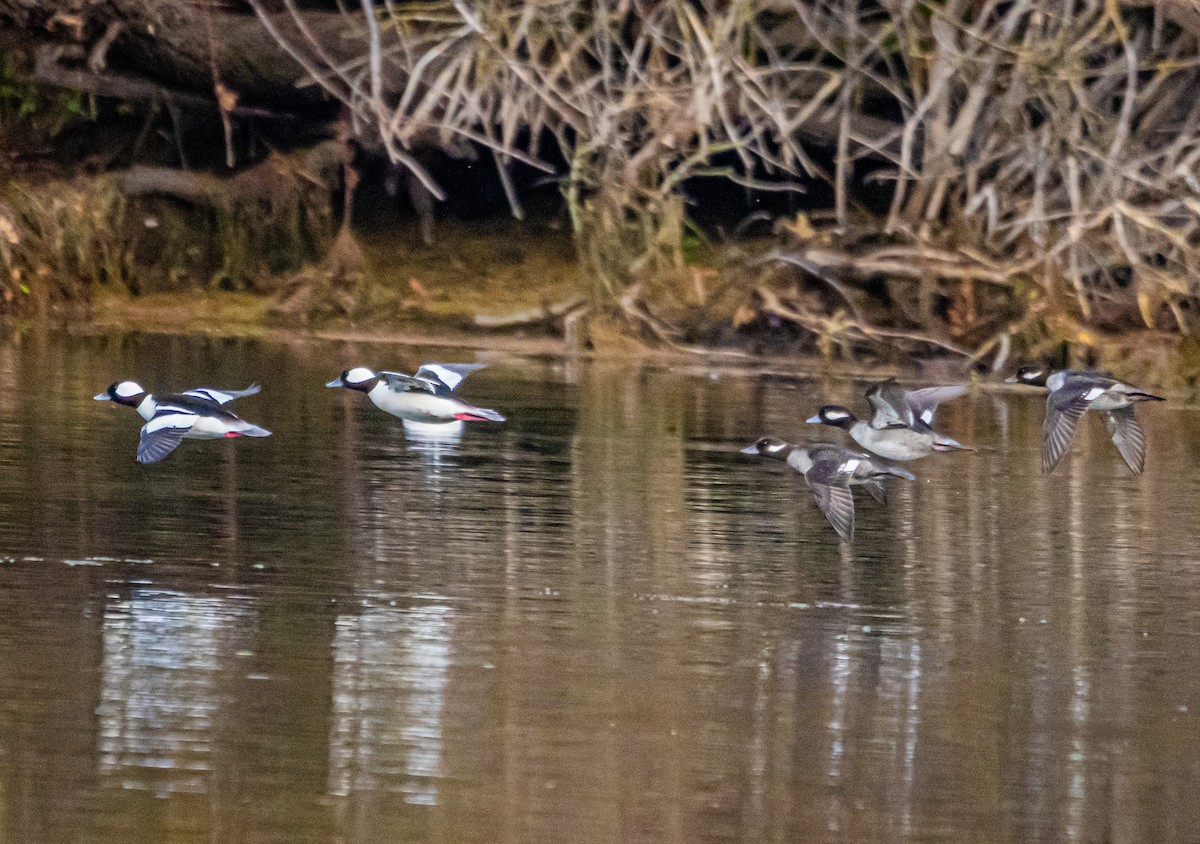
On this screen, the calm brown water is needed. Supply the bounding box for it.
[1,331,1198,843]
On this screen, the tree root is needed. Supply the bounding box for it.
[753,285,973,358]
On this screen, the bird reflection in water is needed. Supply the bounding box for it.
[97,590,255,797]
[402,419,464,459]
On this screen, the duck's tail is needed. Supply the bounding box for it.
[931,433,972,452]
[453,407,506,422]
[232,423,272,437]
[880,464,916,481]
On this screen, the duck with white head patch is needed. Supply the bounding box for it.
[1006,365,1165,474]
[94,380,270,464]
[94,380,263,420]
[326,364,505,428]
[741,437,915,542]
[806,378,970,462]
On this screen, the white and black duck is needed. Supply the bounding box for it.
[325,364,505,425]
[741,437,916,542]
[806,378,969,461]
[94,381,262,420]
[94,381,271,464]
[1006,366,1164,474]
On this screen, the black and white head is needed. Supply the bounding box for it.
[805,405,856,429]
[94,381,148,407]
[740,436,794,461]
[1005,366,1049,387]
[326,367,380,392]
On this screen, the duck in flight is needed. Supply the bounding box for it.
[807,378,970,461]
[94,381,271,464]
[325,364,505,425]
[1005,366,1164,474]
[741,437,915,542]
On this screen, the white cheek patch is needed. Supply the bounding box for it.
[116,381,144,398]
[826,411,849,420]
[921,410,934,425]
[346,367,376,384]
[1083,387,1106,402]
[767,442,787,453]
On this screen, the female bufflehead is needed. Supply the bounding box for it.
[326,364,505,425]
[741,437,916,542]
[806,379,969,461]
[94,381,270,464]
[1005,366,1165,474]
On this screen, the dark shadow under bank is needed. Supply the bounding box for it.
[7,299,1200,407]
[2,152,1198,398]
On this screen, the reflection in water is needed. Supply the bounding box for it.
[403,420,466,468]
[0,332,1199,843]
[328,603,453,805]
[403,418,464,444]
[97,590,255,796]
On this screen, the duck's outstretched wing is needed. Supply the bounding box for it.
[137,412,193,464]
[1042,384,1091,474]
[182,384,262,405]
[861,478,888,504]
[903,385,968,427]
[865,379,913,429]
[803,459,856,542]
[865,379,967,430]
[1105,406,1146,475]
[415,364,485,393]
[379,371,440,395]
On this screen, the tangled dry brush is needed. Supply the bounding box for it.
[253,0,1200,359]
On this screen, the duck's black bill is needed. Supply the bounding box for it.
[324,378,343,388]
[739,444,759,455]
[93,392,112,401]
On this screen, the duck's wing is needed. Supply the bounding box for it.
[379,371,441,395]
[867,380,968,430]
[861,478,888,505]
[137,411,194,464]
[182,384,262,405]
[415,364,485,393]
[865,379,913,429]
[803,459,856,542]
[1042,383,1092,474]
[903,385,968,428]
[1104,406,1146,475]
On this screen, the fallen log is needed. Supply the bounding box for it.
[473,294,587,330]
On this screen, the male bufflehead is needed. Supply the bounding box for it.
[325,364,505,425]
[741,437,915,542]
[94,381,262,420]
[1005,366,1164,474]
[806,379,969,461]
[94,381,270,463]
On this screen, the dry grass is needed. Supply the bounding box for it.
[0,176,131,313]
[220,1,1200,355]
